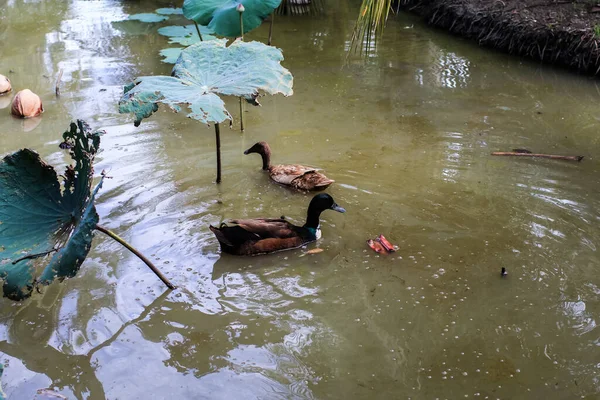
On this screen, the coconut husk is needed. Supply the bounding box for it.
[11,89,44,118]
[0,74,11,95]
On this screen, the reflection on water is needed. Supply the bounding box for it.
[1,0,600,399]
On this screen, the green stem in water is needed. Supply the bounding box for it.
[239,11,245,131]
[215,123,222,183]
[268,12,274,45]
[193,21,203,41]
[239,97,244,132]
[95,225,176,290]
[239,12,244,40]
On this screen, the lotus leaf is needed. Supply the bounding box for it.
[157,25,217,64]
[183,0,282,37]
[159,48,184,64]
[0,121,103,300]
[128,13,169,23]
[158,24,216,46]
[119,38,293,126]
[155,8,184,15]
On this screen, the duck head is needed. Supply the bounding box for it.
[304,193,345,229]
[244,141,271,170]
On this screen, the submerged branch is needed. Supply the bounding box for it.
[95,225,176,290]
[491,152,584,161]
[55,69,63,97]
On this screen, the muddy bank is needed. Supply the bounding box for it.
[399,0,600,76]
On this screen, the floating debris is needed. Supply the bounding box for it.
[306,248,324,254]
[10,89,43,118]
[501,267,507,277]
[367,239,386,253]
[0,74,11,95]
[367,235,398,254]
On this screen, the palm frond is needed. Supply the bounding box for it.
[348,0,393,55]
[276,0,325,16]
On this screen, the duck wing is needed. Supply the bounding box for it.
[229,218,297,239]
[269,164,318,186]
[291,170,334,190]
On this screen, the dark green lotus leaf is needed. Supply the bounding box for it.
[183,0,282,37]
[158,24,216,46]
[128,13,169,23]
[0,121,103,300]
[119,38,293,126]
[155,8,184,15]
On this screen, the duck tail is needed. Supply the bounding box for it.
[209,225,234,247]
[314,178,335,189]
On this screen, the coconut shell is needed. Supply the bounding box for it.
[0,74,11,95]
[11,89,43,118]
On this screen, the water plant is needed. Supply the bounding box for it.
[183,0,282,38]
[0,121,174,301]
[119,38,293,183]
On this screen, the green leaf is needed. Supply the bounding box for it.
[159,48,185,64]
[158,24,216,46]
[0,121,103,300]
[128,13,169,23]
[155,8,184,15]
[183,0,282,37]
[119,39,293,126]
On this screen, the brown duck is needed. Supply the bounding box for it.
[244,141,334,190]
[210,193,345,256]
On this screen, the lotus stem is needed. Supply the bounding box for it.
[215,123,222,183]
[95,225,176,290]
[239,98,244,132]
[238,6,244,40]
[268,12,274,45]
[193,21,203,41]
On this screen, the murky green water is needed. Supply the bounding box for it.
[1,0,600,398]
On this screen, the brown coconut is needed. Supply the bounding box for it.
[11,89,44,118]
[0,74,11,95]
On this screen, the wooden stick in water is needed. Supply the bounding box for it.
[491,152,584,162]
[55,69,63,97]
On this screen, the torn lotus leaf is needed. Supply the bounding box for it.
[0,120,103,300]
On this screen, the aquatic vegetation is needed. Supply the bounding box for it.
[158,24,216,46]
[0,121,173,301]
[10,89,43,118]
[183,0,282,37]
[0,74,11,95]
[155,8,184,16]
[157,24,217,64]
[349,0,393,54]
[119,39,293,183]
[127,13,169,23]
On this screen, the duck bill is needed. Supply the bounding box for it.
[331,203,346,213]
[243,149,251,155]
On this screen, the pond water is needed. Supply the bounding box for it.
[1,0,600,399]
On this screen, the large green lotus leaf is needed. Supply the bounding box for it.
[183,0,282,37]
[158,24,216,46]
[0,121,103,300]
[119,38,293,126]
